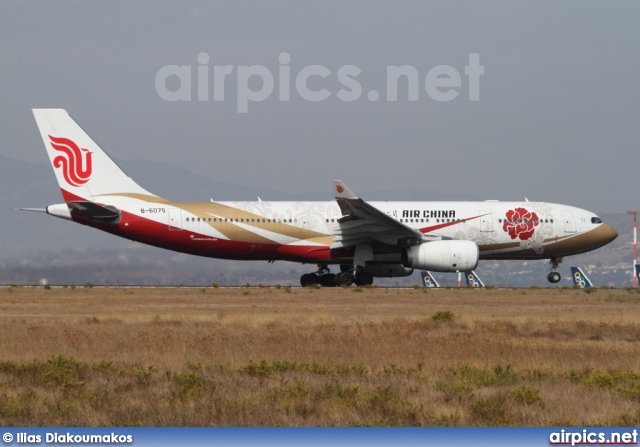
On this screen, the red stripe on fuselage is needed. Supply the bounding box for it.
[419,213,488,233]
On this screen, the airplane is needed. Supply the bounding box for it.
[420,271,440,288]
[464,271,485,288]
[25,109,619,287]
[570,266,594,288]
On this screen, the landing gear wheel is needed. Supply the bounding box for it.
[355,272,374,286]
[547,272,561,283]
[301,264,335,287]
[300,273,319,287]
[335,271,354,286]
[547,257,563,284]
[320,273,337,287]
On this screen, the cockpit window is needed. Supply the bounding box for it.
[591,217,602,224]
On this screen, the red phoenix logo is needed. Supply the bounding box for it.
[336,185,344,193]
[503,207,539,241]
[48,135,93,187]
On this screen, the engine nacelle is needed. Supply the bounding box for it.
[402,240,479,272]
[363,264,414,278]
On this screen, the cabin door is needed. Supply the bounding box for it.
[168,208,182,231]
[562,211,577,233]
[479,210,493,232]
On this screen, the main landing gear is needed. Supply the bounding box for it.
[300,264,374,287]
[335,267,374,287]
[547,257,562,283]
[300,265,336,287]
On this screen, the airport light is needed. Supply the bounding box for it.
[629,210,639,288]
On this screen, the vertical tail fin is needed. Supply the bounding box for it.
[420,271,440,287]
[464,271,484,288]
[570,267,593,288]
[32,109,158,202]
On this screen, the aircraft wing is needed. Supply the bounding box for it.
[331,180,430,249]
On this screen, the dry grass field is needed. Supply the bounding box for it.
[1,285,640,426]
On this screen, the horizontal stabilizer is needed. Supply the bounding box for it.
[17,208,47,213]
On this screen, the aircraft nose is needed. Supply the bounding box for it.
[597,223,618,245]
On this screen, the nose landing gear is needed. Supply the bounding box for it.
[547,257,562,283]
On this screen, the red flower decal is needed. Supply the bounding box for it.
[503,208,539,241]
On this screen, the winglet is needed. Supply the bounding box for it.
[333,180,358,199]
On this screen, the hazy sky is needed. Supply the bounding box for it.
[1,0,638,213]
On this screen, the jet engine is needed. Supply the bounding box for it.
[402,240,479,272]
